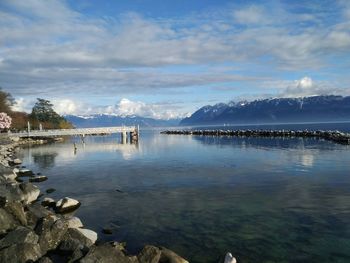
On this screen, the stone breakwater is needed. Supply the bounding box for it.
[160,129,350,145]
[0,137,206,263]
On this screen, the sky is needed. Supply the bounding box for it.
[1,0,350,119]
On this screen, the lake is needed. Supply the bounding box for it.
[17,122,350,263]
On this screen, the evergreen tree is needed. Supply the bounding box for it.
[30,98,73,129]
[31,98,61,124]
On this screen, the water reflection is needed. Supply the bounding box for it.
[17,129,350,263]
[32,152,58,169]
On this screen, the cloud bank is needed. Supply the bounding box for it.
[2,0,350,117]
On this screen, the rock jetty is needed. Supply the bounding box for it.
[161,129,350,145]
[1,136,210,263]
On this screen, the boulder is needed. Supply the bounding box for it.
[224,253,237,263]
[41,197,56,207]
[29,175,48,183]
[35,216,68,254]
[38,256,54,263]
[76,228,98,244]
[67,216,83,229]
[56,197,81,213]
[59,228,94,254]
[80,243,138,263]
[0,182,23,202]
[159,247,189,263]
[138,245,161,263]
[0,242,42,263]
[0,208,18,234]
[9,158,22,165]
[1,172,16,182]
[26,202,54,228]
[0,226,39,249]
[19,182,40,204]
[4,201,27,225]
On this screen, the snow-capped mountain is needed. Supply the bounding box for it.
[65,114,180,128]
[180,95,350,125]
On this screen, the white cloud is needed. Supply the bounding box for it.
[232,5,270,25]
[102,98,186,120]
[281,77,346,97]
[1,0,350,102]
[52,99,80,115]
[11,98,34,112]
[13,97,187,120]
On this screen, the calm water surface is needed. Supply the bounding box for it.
[17,123,350,263]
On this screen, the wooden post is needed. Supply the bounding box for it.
[27,121,31,136]
[121,131,127,144]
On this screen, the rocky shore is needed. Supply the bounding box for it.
[0,136,206,263]
[160,129,350,145]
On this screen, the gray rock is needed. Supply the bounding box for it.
[35,215,68,254]
[0,208,18,234]
[19,182,40,204]
[0,226,39,249]
[0,242,42,263]
[38,256,54,263]
[0,172,16,182]
[67,216,83,228]
[0,182,23,202]
[80,243,139,263]
[223,253,237,263]
[56,197,81,213]
[4,201,27,225]
[59,228,94,253]
[10,158,22,165]
[26,202,54,228]
[41,197,56,207]
[76,228,98,244]
[159,247,189,263]
[138,245,161,263]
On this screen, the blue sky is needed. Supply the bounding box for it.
[1,0,350,119]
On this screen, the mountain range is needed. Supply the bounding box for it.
[180,95,350,125]
[65,114,180,128]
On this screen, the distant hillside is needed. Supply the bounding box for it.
[65,114,180,128]
[180,95,350,125]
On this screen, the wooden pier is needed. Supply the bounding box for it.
[7,126,139,142]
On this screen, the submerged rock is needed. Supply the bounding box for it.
[102,227,113,235]
[17,169,34,177]
[46,188,56,194]
[56,197,81,213]
[29,175,48,183]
